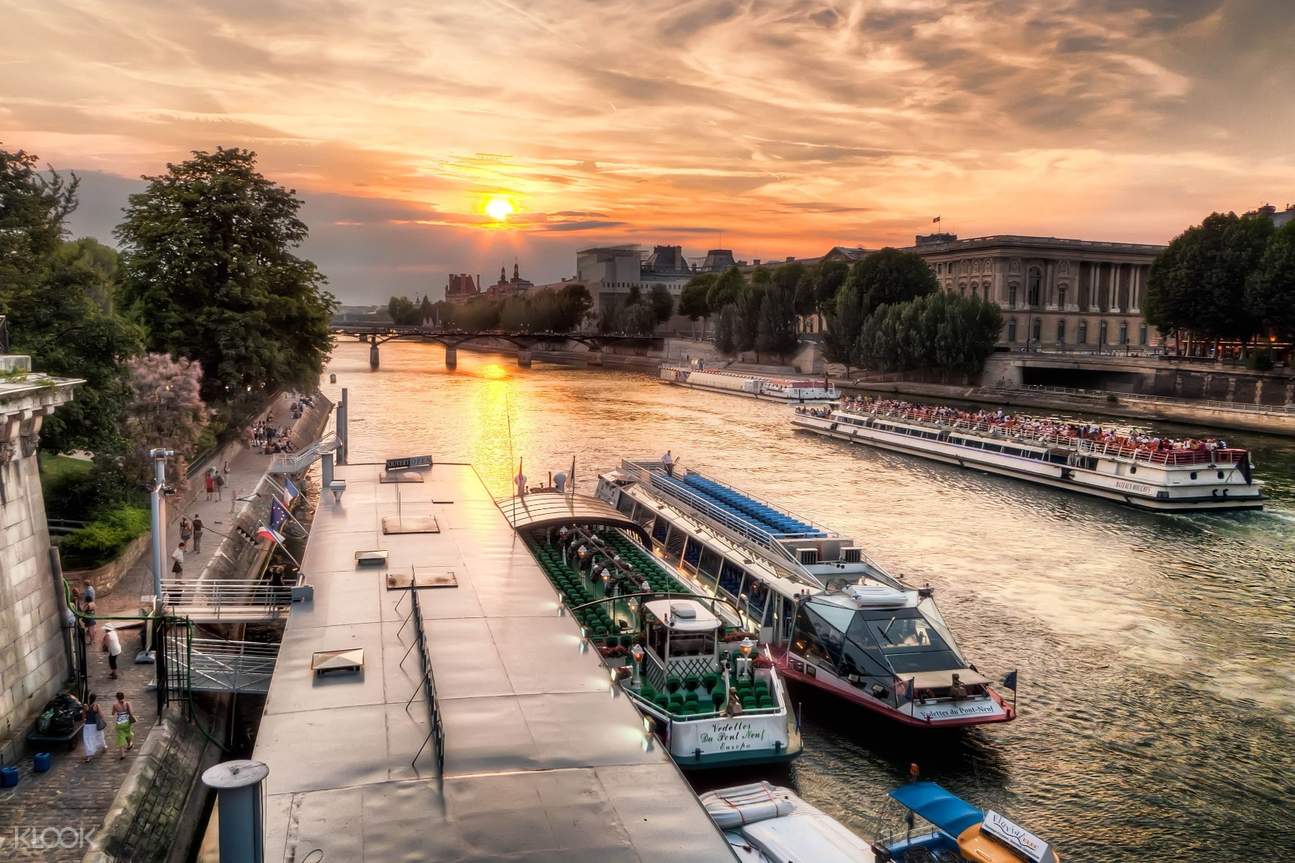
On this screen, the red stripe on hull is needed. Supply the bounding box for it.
[774,656,1016,728]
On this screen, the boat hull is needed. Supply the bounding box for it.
[793,414,1264,512]
[663,378,838,404]
[631,692,804,769]
[773,650,1014,728]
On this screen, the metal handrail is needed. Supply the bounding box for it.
[408,589,445,773]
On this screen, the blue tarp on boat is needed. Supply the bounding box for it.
[888,782,983,838]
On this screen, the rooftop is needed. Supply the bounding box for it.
[253,460,735,862]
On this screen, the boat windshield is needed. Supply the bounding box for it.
[845,608,963,674]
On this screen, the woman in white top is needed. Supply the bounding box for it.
[103,625,122,680]
[82,692,106,763]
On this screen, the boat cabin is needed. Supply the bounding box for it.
[643,599,721,669]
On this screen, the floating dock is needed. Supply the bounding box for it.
[251,460,735,861]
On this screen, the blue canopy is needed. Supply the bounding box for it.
[888,782,984,838]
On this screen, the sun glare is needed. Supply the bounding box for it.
[485,196,514,222]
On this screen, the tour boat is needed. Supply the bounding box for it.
[659,365,839,403]
[702,781,876,862]
[873,782,1060,863]
[517,505,802,769]
[792,399,1264,512]
[594,461,1014,728]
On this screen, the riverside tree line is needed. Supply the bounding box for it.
[0,144,336,565]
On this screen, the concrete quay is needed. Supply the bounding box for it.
[248,459,735,862]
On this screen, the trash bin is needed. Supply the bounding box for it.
[33,752,52,773]
[0,766,19,787]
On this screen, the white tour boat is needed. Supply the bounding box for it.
[596,461,1015,728]
[660,365,839,403]
[511,494,802,770]
[703,781,876,862]
[793,400,1264,512]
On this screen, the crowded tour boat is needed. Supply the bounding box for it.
[594,460,1015,728]
[660,364,839,403]
[793,397,1264,512]
[510,494,802,770]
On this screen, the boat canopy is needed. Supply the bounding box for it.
[887,782,983,839]
[499,492,650,545]
[644,599,721,632]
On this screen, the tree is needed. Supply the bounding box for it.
[1246,221,1295,343]
[619,301,660,336]
[649,284,674,324]
[123,353,207,487]
[55,237,120,312]
[1145,211,1273,344]
[735,280,766,355]
[552,284,593,331]
[715,304,740,354]
[707,266,744,310]
[116,147,337,406]
[678,276,713,338]
[419,295,434,324]
[387,296,421,325]
[847,248,939,320]
[854,293,1001,375]
[0,147,142,454]
[815,259,849,315]
[823,281,866,368]
[793,270,817,317]
[756,284,798,358]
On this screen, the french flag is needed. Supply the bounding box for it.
[257,526,286,545]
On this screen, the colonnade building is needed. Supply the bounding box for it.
[825,234,1166,350]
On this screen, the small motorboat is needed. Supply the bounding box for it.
[701,781,876,862]
[872,782,1059,863]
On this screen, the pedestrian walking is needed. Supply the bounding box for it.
[204,470,215,501]
[223,459,231,479]
[214,470,225,501]
[191,514,204,554]
[179,516,192,546]
[103,624,122,679]
[111,692,136,759]
[171,541,185,577]
[83,598,98,647]
[82,693,106,763]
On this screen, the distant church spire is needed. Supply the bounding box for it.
[500,264,506,283]
[513,258,520,281]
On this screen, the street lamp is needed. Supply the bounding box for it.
[148,448,176,608]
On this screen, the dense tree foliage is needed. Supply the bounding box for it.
[116,147,337,406]
[855,293,1002,374]
[757,284,798,357]
[715,305,739,355]
[1245,220,1295,343]
[823,281,866,367]
[814,259,849,315]
[679,275,714,320]
[1144,212,1274,343]
[387,296,422,325]
[0,147,142,453]
[431,284,592,333]
[846,248,939,320]
[706,267,744,310]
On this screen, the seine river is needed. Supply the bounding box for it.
[322,339,1295,862]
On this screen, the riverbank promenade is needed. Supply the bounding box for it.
[251,459,735,862]
[0,391,322,862]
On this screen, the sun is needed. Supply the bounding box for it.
[485,196,514,222]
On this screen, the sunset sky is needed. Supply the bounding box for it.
[5,0,1293,302]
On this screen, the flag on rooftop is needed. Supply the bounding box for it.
[932,215,941,224]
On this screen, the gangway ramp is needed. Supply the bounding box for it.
[158,578,296,624]
[176,637,279,694]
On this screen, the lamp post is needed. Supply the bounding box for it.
[148,448,176,607]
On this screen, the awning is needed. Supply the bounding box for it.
[498,492,650,545]
[887,782,983,838]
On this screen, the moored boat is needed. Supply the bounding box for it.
[660,365,839,403]
[873,782,1060,862]
[702,781,877,862]
[509,493,802,769]
[793,397,1264,512]
[596,460,1015,728]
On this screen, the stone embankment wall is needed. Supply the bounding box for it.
[0,358,79,764]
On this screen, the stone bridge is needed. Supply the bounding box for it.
[329,324,662,368]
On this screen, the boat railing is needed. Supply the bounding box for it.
[622,459,836,539]
[835,406,1245,467]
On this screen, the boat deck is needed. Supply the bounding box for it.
[251,461,735,862]
[653,470,826,539]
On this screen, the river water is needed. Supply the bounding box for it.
[321,339,1295,862]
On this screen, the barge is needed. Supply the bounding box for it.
[660,365,839,403]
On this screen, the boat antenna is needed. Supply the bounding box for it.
[506,390,518,524]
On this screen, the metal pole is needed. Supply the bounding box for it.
[337,387,348,464]
[148,449,175,606]
[48,547,76,681]
[202,760,268,863]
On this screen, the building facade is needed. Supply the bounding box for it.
[0,354,80,763]
[445,273,481,304]
[906,235,1164,350]
[484,262,535,301]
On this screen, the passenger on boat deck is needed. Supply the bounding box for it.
[949,674,968,701]
[662,449,675,477]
